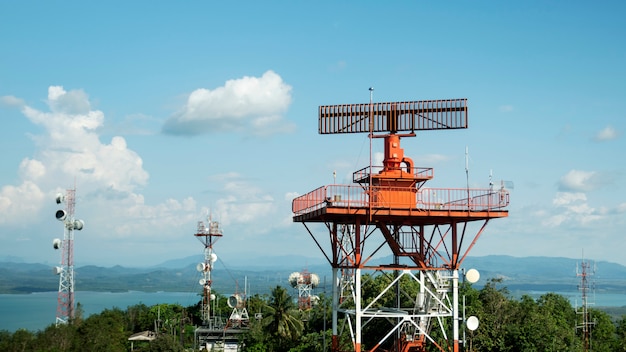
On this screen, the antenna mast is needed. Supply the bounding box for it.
[194,215,222,326]
[52,187,85,325]
[576,253,596,352]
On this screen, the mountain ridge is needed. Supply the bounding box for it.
[1,255,624,295]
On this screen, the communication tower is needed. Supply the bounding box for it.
[193,215,246,351]
[289,270,320,312]
[52,188,85,325]
[292,96,510,352]
[194,216,222,326]
[576,256,596,352]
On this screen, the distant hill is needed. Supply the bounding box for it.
[1,255,624,295]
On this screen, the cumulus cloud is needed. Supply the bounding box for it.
[162,70,294,136]
[0,95,25,107]
[209,172,275,227]
[0,86,189,237]
[0,182,46,224]
[543,191,602,227]
[558,169,605,192]
[592,125,620,142]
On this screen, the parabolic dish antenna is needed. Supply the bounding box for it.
[465,268,480,283]
[199,279,206,286]
[196,263,206,272]
[466,315,479,331]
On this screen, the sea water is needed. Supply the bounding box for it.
[0,291,199,332]
[1,290,624,332]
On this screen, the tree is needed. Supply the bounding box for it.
[262,285,304,351]
[589,308,619,352]
[74,308,128,352]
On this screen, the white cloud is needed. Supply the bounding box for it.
[0,86,204,243]
[162,70,294,136]
[558,169,601,192]
[543,191,602,227]
[593,125,619,142]
[552,192,586,206]
[210,173,276,227]
[19,159,46,181]
[0,181,45,225]
[0,95,25,107]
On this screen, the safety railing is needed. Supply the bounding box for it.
[292,185,509,215]
[352,166,434,183]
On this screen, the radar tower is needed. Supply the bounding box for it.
[293,96,510,352]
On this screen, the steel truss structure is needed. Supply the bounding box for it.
[293,97,510,352]
[53,188,84,326]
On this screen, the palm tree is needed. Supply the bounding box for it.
[263,285,304,350]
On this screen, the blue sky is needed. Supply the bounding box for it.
[0,1,624,268]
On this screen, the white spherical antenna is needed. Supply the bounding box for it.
[466,315,479,331]
[196,263,206,272]
[288,272,301,287]
[465,268,480,283]
[210,253,218,263]
[73,219,84,231]
[310,273,320,288]
[52,238,61,250]
[199,278,206,286]
[311,295,320,305]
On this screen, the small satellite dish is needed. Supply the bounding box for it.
[199,279,206,286]
[210,294,216,300]
[73,220,84,231]
[466,316,479,331]
[465,268,480,283]
[210,253,217,263]
[55,210,67,221]
[52,238,61,250]
[53,266,63,275]
[55,193,64,204]
[228,294,243,308]
[196,263,206,272]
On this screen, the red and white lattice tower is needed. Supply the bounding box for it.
[576,256,596,352]
[194,215,222,326]
[52,188,85,325]
[289,270,320,311]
